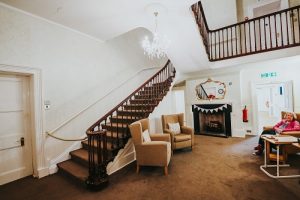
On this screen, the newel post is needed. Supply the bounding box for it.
[85,130,109,190]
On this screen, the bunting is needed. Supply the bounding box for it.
[194,104,228,113]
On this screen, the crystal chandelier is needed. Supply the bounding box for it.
[142,12,169,59]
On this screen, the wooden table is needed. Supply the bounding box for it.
[260,136,300,179]
[292,143,300,149]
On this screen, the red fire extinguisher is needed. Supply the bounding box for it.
[243,106,248,122]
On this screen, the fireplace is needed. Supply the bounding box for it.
[192,104,232,137]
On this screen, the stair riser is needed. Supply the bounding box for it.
[117,110,151,117]
[141,86,170,92]
[123,105,155,111]
[129,99,156,104]
[110,117,137,124]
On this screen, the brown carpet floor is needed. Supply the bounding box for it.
[1,135,300,200]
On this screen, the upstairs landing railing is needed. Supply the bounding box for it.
[192,1,300,61]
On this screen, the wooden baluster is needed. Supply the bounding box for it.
[259,19,262,51]
[286,11,290,45]
[222,29,225,58]
[292,9,296,44]
[235,26,238,56]
[254,20,257,51]
[298,8,300,43]
[226,28,229,57]
[268,16,272,49]
[280,12,284,46]
[214,31,217,59]
[218,31,220,59]
[248,22,251,52]
[231,27,233,56]
[239,24,242,54]
[274,14,278,47]
[264,17,267,49]
[244,23,247,54]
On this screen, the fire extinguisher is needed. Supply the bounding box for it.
[243,106,248,122]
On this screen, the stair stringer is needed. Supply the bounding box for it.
[106,139,135,175]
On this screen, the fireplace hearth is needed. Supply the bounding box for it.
[192,104,232,137]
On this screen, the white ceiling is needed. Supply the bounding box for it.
[1,0,297,73]
[0,0,213,73]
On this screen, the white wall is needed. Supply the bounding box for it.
[184,54,300,137]
[201,0,238,30]
[0,4,166,176]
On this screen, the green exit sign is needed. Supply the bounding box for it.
[261,72,277,78]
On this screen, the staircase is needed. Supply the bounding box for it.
[57,60,175,189]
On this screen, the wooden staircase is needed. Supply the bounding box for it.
[57,60,175,189]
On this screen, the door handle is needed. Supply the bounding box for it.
[20,137,24,146]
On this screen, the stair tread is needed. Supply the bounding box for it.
[70,148,89,161]
[102,123,129,128]
[58,160,88,181]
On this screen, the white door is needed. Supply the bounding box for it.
[255,81,293,133]
[0,74,33,185]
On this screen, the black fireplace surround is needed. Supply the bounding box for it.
[192,104,232,137]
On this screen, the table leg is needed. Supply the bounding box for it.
[276,145,279,177]
[264,139,267,167]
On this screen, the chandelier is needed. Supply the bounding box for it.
[142,12,170,59]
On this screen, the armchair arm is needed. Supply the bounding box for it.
[263,126,273,131]
[181,126,194,135]
[135,141,171,166]
[181,125,194,145]
[150,134,170,142]
[163,129,175,150]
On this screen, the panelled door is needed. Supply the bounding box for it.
[0,74,33,185]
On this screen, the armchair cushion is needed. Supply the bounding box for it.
[142,129,151,142]
[168,122,181,134]
[150,134,170,142]
[174,134,191,142]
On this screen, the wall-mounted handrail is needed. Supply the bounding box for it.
[192,1,300,61]
[46,66,160,138]
[87,60,172,132]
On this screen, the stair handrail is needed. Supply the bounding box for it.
[45,66,161,139]
[87,59,173,133]
[192,1,300,61]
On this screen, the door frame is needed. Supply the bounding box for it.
[0,64,46,178]
[251,80,293,135]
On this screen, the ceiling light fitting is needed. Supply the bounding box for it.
[142,12,170,59]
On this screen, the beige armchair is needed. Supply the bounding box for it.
[129,118,171,175]
[264,111,300,162]
[161,113,194,151]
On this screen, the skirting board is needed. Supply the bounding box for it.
[48,141,82,175]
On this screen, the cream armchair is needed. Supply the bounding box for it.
[129,118,171,175]
[161,113,194,151]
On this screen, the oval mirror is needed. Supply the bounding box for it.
[195,78,226,100]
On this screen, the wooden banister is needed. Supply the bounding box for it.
[192,1,300,61]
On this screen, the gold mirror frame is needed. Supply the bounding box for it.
[195,78,226,100]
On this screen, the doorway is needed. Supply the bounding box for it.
[254,81,293,134]
[0,73,33,185]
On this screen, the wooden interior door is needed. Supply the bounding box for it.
[0,74,33,185]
